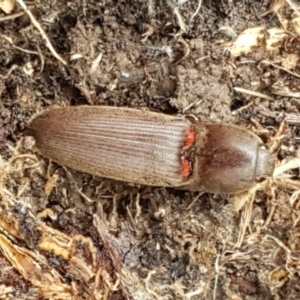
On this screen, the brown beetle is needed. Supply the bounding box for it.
[27,106,275,194]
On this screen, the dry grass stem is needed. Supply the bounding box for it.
[16,0,67,65]
[234,87,274,100]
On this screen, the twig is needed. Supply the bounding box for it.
[273,158,300,177]
[189,0,202,28]
[16,0,67,65]
[234,87,274,101]
[286,0,300,16]
[173,6,188,32]
[0,11,24,22]
[182,99,203,113]
[36,44,45,74]
[232,101,254,115]
[2,33,45,75]
[63,167,96,203]
[186,192,204,210]
[262,60,300,79]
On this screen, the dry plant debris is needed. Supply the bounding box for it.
[0,0,299,299]
[0,0,15,15]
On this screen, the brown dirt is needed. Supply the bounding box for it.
[0,0,299,299]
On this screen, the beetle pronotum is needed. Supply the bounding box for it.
[27,106,275,194]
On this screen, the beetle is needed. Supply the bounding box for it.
[27,106,275,194]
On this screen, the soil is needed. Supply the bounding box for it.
[0,0,299,299]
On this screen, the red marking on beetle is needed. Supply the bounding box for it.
[184,128,195,147]
[180,159,191,178]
